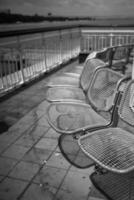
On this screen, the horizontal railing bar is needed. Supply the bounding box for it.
[0,24,81,38]
[82,29,134,33]
[1,22,134,38]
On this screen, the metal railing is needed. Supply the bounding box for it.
[1,24,134,96]
[81,29,134,53]
[0,27,81,95]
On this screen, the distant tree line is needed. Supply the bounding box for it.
[0,12,94,24]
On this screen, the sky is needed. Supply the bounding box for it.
[0,0,134,17]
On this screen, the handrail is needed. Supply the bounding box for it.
[1,22,134,38]
[0,24,80,38]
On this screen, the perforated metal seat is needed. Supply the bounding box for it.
[46,87,86,103]
[79,80,134,200]
[47,102,108,134]
[47,68,123,134]
[64,65,84,76]
[46,59,106,102]
[90,171,134,200]
[111,46,132,74]
[46,68,124,169]
[46,58,105,88]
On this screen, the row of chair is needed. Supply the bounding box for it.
[45,44,134,200]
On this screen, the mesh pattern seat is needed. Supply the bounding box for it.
[79,80,134,199]
[79,127,134,173]
[87,68,122,111]
[111,46,131,74]
[47,68,123,134]
[46,87,86,102]
[46,75,80,87]
[46,58,105,88]
[64,65,84,75]
[46,59,106,102]
[47,102,108,134]
[46,68,124,169]
[80,58,106,91]
[90,171,134,200]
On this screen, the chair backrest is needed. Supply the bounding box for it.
[87,67,123,112]
[128,45,134,63]
[111,45,134,65]
[96,48,113,66]
[118,80,134,134]
[80,58,105,92]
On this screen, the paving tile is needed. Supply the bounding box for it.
[1,116,17,129]
[26,124,49,138]
[9,93,29,101]
[33,107,47,118]
[46,153,70,169]
[36,100,50,113]
[0,157,17,176]
[44,128,59,139]
[55,188,89,200]
[0,177,27,200]
[20,183,56,200]
[0,141,11,155]
[2,144,30,160]
[22,147,52,164]
[21,99,38,108]
[37,116,50,127]
[0,128,21,144]
[9,161,40,181]
[7,106,29,118]
[20,89,37,96]
[33,166,67,188]
[15,134,40,147]
[58,171,91,200]
[30,94,46,102]
[18,109,43,125]
[35,138,57,151]
[14,124,48,147]
[3,120,34,142]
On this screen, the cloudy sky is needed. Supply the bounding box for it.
[0,0,134,17]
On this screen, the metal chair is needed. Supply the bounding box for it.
[46,68,128,169]
[111,45,134,74]
[46,59,108,102]
[46,44,134,103]
[45,58,105,88]
[47,67,124,134]
[78,79,134,200]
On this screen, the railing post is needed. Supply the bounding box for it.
[110,33,113,47]
[17,36,25,83]
[79,27,81,54]
[41,33,47,72]
[0,56,4,90]
[94,34,97,51]
[80,29,83,53]
[70,29,73,58]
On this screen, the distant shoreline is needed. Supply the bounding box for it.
[0,19,134,33]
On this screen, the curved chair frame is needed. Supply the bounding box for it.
[78,79,134,200]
